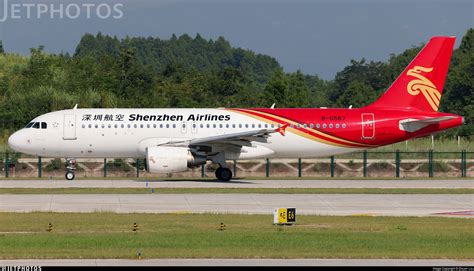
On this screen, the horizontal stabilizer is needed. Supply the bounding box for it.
[399,116,456,132]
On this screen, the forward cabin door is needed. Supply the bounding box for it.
[361,113,375,139]
[63,114,77,140]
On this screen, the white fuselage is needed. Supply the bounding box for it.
[8,108,354,159]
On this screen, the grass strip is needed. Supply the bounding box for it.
[0,212,472,259]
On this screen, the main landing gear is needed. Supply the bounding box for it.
[211,152,233,182]
[215,167,232,182]
[65,158,76,180]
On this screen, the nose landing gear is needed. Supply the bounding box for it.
[65,158,76,180]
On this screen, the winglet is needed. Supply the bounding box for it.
[276,123,289,136]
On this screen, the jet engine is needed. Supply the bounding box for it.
[145,146,206,173]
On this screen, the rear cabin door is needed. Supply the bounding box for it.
[361,113,375,139]
[63,114,77,140]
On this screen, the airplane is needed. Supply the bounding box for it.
[8,36,464,181]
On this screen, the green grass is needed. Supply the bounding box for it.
[1,188,473,194]
[0,212,472,259]
[377,137,473,152]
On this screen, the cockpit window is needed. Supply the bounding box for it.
[25,122,34,128]
[41,122,47,129]
[32,122,40,129]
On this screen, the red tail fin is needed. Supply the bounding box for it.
[369,36,455,112]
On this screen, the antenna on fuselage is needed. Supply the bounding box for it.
[349,105,352,109]
[270,103,276,109]
[73,104,78,110]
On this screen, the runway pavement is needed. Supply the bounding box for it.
[1,178,473,188]
[1,193,472,217]
[1,258,473,266]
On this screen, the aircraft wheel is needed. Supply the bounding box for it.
[215,167,223,179]
[215,167,232,182]
[65,171,75,181]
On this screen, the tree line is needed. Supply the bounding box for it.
[0,29,471,138]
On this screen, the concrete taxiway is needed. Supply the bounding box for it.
[1,178,473,188]
[1,193,472,217]
[1,258,473,266]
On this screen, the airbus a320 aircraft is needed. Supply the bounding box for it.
[8,36,464,181]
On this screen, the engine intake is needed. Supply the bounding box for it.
[146,146,206,173]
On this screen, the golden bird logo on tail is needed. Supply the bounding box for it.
[406,66,441,111]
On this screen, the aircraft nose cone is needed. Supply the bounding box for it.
[8,131,23,152]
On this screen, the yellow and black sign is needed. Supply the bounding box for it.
[133,222,139,232]
[274,208,296,225]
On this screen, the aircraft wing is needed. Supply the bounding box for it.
[160,124,288,150]
[399,116,456,132]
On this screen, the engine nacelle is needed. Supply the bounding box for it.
[146,146,206,173]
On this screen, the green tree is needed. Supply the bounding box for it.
[332,58,386,103]
[442,28,474,136]
[286,70,311,108]
[263,69,288,107]
[336,80,377,108]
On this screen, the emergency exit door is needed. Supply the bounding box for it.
[361,113,375,139]
[63,114,77,140]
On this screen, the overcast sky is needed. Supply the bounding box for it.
[0,0,472,79]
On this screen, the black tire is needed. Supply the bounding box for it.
[65,171,75,181]
[215,167,223,179]
[216,167,232,182]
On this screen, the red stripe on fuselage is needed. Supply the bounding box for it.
[229,108,375,148]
